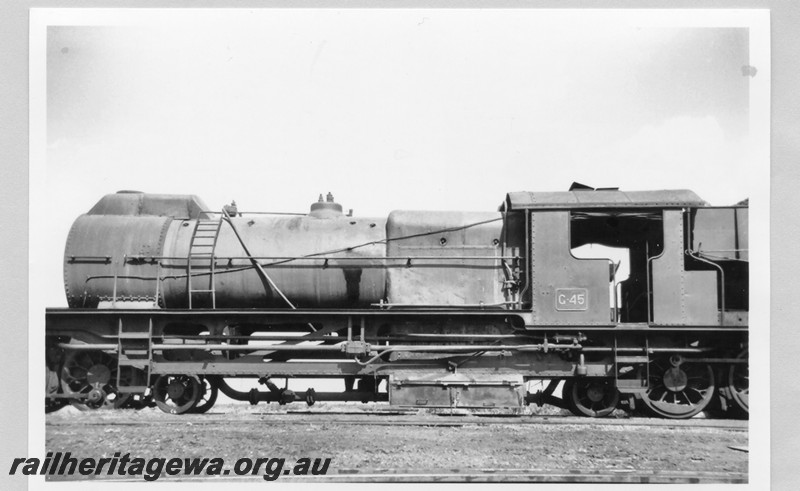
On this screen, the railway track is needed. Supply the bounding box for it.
[58,468,747,484]
[261,468,747,483]
[46,412,749,431]
[46,409,748,483]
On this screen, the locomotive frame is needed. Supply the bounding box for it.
[45,187,748,419]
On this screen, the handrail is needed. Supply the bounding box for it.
[201,210,306,216]
[373,301,515,309]
[125,254,519,262]
[67,255,111,263]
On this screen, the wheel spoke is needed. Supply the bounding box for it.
[60,350,125,410]
[566,379,619,418]
[642,360,714,419]
[153,374,200,415]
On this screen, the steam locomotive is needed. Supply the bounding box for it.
[45,185,748,419]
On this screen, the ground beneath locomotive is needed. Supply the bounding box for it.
[45,403,747,481]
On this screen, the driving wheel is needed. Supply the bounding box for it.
[641,355,715,419]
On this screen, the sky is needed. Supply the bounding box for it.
[42,10,758,307]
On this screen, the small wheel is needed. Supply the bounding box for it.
[189,377,218,414]
[152,375,201,414]
[565,378,619,418]
[727,349,749,416]
[60,350,121,410]
[641,356,715,419]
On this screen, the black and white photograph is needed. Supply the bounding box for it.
[18,6,773,488]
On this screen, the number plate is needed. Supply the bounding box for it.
[555,288,588,311]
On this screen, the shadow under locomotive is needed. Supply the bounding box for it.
[45,185,748,420]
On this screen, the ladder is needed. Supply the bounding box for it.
[187,217,223,308]
[116,317,152,394]
[614,336,650,391]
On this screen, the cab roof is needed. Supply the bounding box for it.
[500,189,707,211]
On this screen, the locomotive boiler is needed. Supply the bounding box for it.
[46,186,748,419]
[63,191,388,309]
